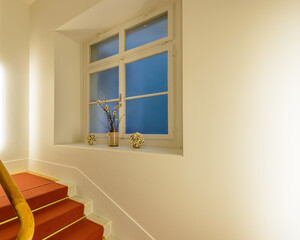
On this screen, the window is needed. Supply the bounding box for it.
[85,6,181,145]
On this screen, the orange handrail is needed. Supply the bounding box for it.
[0,160,35,240]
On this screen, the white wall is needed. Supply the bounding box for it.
[29,0,300,239]
[54,33,83,144]
[0,0,29,169]
[182,0,300,239]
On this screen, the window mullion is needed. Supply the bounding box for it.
[124,92,168,101]
[119,29,125,53]
[85,70,90,137]
[119,59,126,138]
[118,29,126,138]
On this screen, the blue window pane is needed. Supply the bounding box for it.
[126,95,168,134]
[126,52,168,98]
[90,67,119,101]
[126,13,168,50]
[90,101,119,134]
[90,35,119,62]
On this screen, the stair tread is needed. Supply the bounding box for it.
[47,218,104,240]
[0,182,68,222]
[0,199,84,240]
[0,172,54,197]
[0,172,104,240]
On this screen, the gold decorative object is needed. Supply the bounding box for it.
[129,132,144,149]
[107,131,119,147]
[85,134,96,146]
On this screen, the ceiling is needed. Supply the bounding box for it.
[57,0,175,42]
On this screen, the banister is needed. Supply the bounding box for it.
[0,160,35,240]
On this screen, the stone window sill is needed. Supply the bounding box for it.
[55,143,183,157]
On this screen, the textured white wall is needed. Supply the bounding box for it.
[0,0,29,162]
[29,0,300,239]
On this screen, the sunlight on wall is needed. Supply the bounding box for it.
[0,64,6,152]
[243,11,300,238]
[29,59,39,154]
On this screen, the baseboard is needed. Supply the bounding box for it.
[29,158,154,240]
[3,158,29,173]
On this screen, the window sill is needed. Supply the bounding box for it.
[54,143,183,157]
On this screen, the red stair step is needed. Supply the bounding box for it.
[0,172,104,240]
[47,218,104,240]
[0,172,68,223]
[0,182,68,222]
[0,199,84,240]
[0,173,55,197]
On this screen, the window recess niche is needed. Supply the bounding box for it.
[54,0,182,150]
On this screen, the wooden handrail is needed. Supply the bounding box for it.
[0,160,35,240]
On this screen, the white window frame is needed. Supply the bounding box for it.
[84,6,176,141]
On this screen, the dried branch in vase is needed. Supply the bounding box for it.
[96,100,124,132]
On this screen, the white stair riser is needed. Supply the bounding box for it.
[84,201,93,215]
[57,180,77,197]
[104,222,112,237]
[57,180,115,239]
[87,214,112,238]
[70,196,93,216]
[68,185,77,197]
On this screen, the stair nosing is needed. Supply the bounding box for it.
[0,196,69,225]
[41,216,86,240]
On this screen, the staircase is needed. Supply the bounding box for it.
[0,172,116,240]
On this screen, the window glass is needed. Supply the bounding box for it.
[126,13,168,50]
[90,101,119,134]
[126,95,168,134]
[87,10,175,138]
[126,52,168,97]
[90,34,119,62]
[90,67,119,101]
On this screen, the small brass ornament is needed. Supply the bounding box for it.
[85,134,96,146]
[129,132,144,149]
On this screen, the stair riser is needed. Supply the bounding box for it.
[84,201,93,215]
[0,200,84,240]
[70,196,93,216]
[57,181,77,197]
[0,185,68,223]
[87,214,112,238]
[104,223,112,238]
[47,219,104,240]
[0,173,105,240]
[33,203,84,240]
